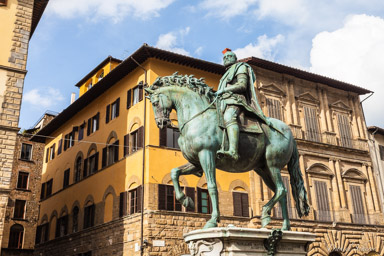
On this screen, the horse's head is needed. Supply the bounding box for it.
[145,87,172,129]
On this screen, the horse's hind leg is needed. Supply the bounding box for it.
[171,162,202,211]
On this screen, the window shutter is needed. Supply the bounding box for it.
[55,218,61,238]
[95,112,100,130]
[0,0,7,6]
[127,90,132,109]
[337,113,352,147]
[159,128,167,147]
[197,187,202,213]
[102,147,107,168]
[124,134,129,156]
[116,98,120,117]
[52,144,55,159]
[233,192,242,216]
[139,82,144,102]
[114,140,119,162]
[314,180,331,221]
[58,139,63,155]
[83,158,88,178]
[35,226,42,244]
[350,185,365,224]
[87,118,91,135]
[138,126,144,150]
[40,183,46,199]
[119,191,128,217]
[106,105,110,123]
[45,148,49,163]
[186,187,195,212]
[241,193,249,217]
[304,106,320,142]
[158,184,166,210]
[94,152,99,171]
[137,186,142,213]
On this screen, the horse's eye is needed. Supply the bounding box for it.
[153,101,159,106]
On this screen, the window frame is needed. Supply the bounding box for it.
[0,0,7,7]
[20,143,32,161]
[8,224,23,249]
[83,204,95,229]
[63,169,70,188]
[232,191,249,217]
[17,171,29,190]
[13,200,26,219]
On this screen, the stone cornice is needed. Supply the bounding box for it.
[0,64,27,74]
[0,125,20,132]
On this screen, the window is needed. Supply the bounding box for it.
[49,144,55,160]
[46,179,53,197]
[57,139,63,155]
[84,204,95,229]
[20,143,32,161]
[0,0,7,7]
[78,123,85,141]
[64,132,75,151]
[197,188,211,214]
[132,130,138,153]
[337,113,352,148]
[233,192,249,217]
[55,215,68,238]
[106,98,120,123]
[379,145,384,161]
[303,106,321,142]
[127,82,143,109]
[119,186,142,216]
[14,200,26,219]
[88,81,92,90]
[350,185,366,224]
[88,152,99,175]
[87,113,100,136]
[102,140,119,168]
[98,70,104,81]
[63,169,70,188]
[158,184,181,211]
[17,172,29,190]
[8,224,23,249]
[266,98,282,120]
[160,127,180,149]
[314,180,331,221]
[35,223,49,244]
[75,157,82,182]
[72,207,79,233]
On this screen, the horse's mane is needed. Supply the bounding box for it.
[149,72,214,97]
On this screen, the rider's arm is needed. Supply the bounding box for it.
[222,73,247,94]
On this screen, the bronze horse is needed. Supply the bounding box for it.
[146,73,310,230]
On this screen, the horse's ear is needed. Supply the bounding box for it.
[144,88,155,94]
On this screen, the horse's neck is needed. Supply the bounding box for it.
[169,88,210,126]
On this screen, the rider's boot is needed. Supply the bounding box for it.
[218,123,240,161]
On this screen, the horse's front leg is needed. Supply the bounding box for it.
[198,149,219,229]
[171,163,202,211]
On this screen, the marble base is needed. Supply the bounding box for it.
[183,226,316,256]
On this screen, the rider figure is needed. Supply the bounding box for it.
[216,48,271,161]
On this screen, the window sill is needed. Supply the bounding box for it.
[18,159,33,163]
[11,218,28,222]
[15,188,31,192]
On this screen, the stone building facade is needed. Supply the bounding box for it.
[0,0,49,252]
[32,45,384,256]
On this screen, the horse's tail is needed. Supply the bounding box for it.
[287,139,310,217]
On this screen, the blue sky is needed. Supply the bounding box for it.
[21,0,384,129]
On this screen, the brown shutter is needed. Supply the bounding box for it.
[233,192,242,216]
[137,186,142,213]
[35,226,42,244]
[114,140,119,162]
[94,152,99,171]
[159,127,167,147]
[304,106,320,142]
[119,191,128,217]
[45,148,49,163]
[350,185,365,223]
[58,139,63,155]
[95,112,100,130]
[138,126,144,150]
[116,98,120,117]
[102,147,107,168]
[127,90,132,109]
[40,183,46,199]
[139,82,144,102]
[83,158,88,177]
[241,193,249,217]
[87,118,91,135]
[186,187,195,212]
[106,105,110,123]
[158,184,166,210]
[124,134,129,156]
[52,144,55,159]
[314,180,331,221]
[337,113,352,147]
[197,187,202,213]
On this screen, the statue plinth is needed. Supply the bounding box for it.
[184,226,316,256]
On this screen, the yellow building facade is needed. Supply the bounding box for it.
[0,0,48,253]
[33,45,384,256]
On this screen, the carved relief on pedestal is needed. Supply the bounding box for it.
[188,238,223,256]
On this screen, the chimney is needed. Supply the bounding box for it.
[71,93,76,104]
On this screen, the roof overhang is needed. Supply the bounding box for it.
[30,0,49,39]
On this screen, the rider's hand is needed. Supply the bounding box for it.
[216,90,224,96]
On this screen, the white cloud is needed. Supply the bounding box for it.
[199,0,257,19]
[310,14,384,127]
[155,27,191,56]
[233,34,284,61]
[46,0,175,22]
[23,88,65,109]
[256,0,308,26]
[194,46,204,56]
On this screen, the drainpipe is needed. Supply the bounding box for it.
[130,57,147,256]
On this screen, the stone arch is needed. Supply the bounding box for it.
[342,168,368,182]
[162,173,189,187]
[84,194,95,206]
[126,175,141,190]
[106,130,118,144]
[59,205,68,217]
[73,151,84,182]
[40,214,48,225]
[196,176,222,192]
[49,210,58,222]
[306,163,334,177]
[49,210,58,240]
[86,143,98,157]
[128,116,142,132]
[71,200,81,212]
[228,180,250,193]
[102,185,117,201]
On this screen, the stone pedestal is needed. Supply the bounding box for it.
[184,227,316,256]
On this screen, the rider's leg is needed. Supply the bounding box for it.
[217,106,240,160]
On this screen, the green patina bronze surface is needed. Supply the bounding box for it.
[145,52,310,230]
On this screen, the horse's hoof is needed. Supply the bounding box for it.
[261,215,271,228]
[282,222,291,231]
[183,196,195,211]
[203,221,217,229]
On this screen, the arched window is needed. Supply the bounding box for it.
[72,206,79,233]
[9,224,24,249]
[75,157,82,182]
